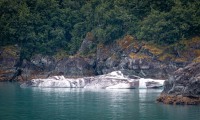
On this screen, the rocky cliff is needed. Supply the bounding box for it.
[157,63,200,105]
[0,45,20,81]
[0,35,200,82]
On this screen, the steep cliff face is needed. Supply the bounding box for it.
[0,45,20,81]
[157,63,200,105]
[14,55,96,81]
[0,36,200,82]
[0,48,96,81]
[94,35,183,79]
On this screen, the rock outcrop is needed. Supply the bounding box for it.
[157,63,200,105]
[95,35,179,79]
[0,47,96,81]
[1,36,200,82]
[0,45,20,81]
[17,55,96,81]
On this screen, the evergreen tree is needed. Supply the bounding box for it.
[0,0,199,58]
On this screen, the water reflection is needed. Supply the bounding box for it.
[32,87,84,93]
[139,89,163,102]
[31,87,136,94]
[30,87,140,119]
[138,89,163,119]
[20,87,200,120]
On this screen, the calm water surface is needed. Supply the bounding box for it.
[0,82,199,120]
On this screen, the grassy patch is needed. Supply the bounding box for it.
[117,35,135,49]
[53,50,69,60]
[2,45,19,58]
[174,57,188,62]
[194,50,200,57]
[143,43,164,56]
[158,53,174,61]
[193,56,200,63]
[129,52,150,59]
[180,36,200,46]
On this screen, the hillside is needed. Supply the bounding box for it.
[0,0,200,81]
[1,35,200,81]
[1,0,200,59]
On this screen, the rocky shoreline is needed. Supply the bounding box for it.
[1,35,192,82]
[157,63,200,105]
[157,94,200,105]
[1,36,200,105]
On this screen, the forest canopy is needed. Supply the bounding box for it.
[0,0,200,59]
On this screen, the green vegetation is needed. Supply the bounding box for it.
[1,0,200,60]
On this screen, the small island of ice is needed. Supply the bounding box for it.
[21,71,164,89]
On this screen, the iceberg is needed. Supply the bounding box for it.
[20,71,164,89]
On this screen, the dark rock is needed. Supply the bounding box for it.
[19,56,96,80]
[78,32,95,55]
[79,39,94,55]
[15,54,57,81]
[0,38,187,82]
[55,56,96,77]
[157,94,200,105]
[30,54,56,71]
[157,63,200,105]
[0,46,20,81]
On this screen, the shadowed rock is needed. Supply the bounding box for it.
[157,63,200,105]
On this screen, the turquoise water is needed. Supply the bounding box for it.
[0,82,199,120]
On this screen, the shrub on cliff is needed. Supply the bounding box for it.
[0,0,199,60]
[136,1,200,44]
